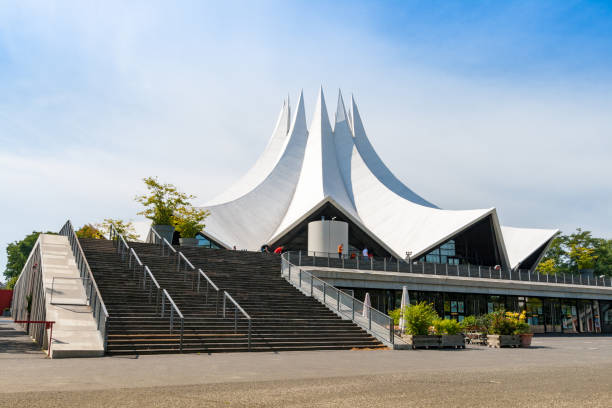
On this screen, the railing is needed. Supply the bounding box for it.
[145,227,250,350]
[59,220,110,350]
[223,291,252,351]
[281,254,394,346]
[109,223,185,351]
[127,247,162,307]
[161,289,184,352]
[287,250,612,288]
[147,228,176,256]
[198,269,220,315]
[11,239,48,350]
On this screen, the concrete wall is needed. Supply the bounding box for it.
[308,220,348,256]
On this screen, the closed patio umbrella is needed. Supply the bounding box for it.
[399,286,409,333]
[362,292,371,318]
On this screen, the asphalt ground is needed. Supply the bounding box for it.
[1,318,611,407]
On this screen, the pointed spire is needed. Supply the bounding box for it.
[287,93,291,134]
[311,86,332,132]
[335,89,347,125]
[288,89,307,135]
[350,94,365,138]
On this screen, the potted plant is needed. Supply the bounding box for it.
[135,177,194,243]
[172,206,211,247]
[514,311,532,347]
[487,311,520,348]
[402,302,441,349]
[433,319,465,348]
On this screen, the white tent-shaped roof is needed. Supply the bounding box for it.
[200,89,558,271]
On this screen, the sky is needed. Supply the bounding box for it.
[1,1,612,279]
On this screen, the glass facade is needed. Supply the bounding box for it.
[340,287,612,334]
[421,240,459,265]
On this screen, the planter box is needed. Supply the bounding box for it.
[441,334,466,349]
[405,335,441,349]
[487,334,520,348]
[179,237,199,247]
[151,224,175,244]
[519,333,533,348]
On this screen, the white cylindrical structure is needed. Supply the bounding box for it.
[307,220,348,256]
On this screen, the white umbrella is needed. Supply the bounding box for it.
[399,286,409,333]
[362,292,371,318]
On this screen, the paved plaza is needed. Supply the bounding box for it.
[1,318,611,407]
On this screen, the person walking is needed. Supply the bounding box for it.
[337,243,343,259]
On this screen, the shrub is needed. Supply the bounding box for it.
[388,308,402,326]
[403,302,439,335]
[488,310,529,335]
[172,206,211,238]
[433,319,463,335]
[76,224,105,239]
[135,177,194,226]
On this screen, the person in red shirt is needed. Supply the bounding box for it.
[274,246,283,254]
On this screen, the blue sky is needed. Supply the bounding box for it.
[1,1,611,278]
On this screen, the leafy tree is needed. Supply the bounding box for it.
[538,228,612,276]
[135,177,194,225]
[76,224,105,239]
[98,218,140,241]
[4,230,55,288]
[172,206,210,238]
[4,232,42,283]
[536,258,557,275]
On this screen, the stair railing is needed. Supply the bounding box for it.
[198,269,220,315]
[161,289,184,352]
[127,247,161,308]
[281,253,394,346]
[223,291,252,351]
[59,220,109,350]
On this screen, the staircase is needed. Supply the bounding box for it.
[80,239,385,354]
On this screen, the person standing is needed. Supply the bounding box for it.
[337,243,343,259]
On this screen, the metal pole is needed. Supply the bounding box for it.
[310,274,313,297]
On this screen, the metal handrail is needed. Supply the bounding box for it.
[288,250,612,288]
[161,289,184,352]
[162,237,177,256]
[197,269,220,315]
[223,291,252,351]
[59,220,110,350]
[281,253,394,346]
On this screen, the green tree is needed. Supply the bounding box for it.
[98,218,140,241]
[76,224,105,239]
[4,232,42,284]
[135,177,194,225]
[538,228,612,277]
[172,206,210,238]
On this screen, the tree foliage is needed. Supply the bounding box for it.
[4,231,42,283]
[172,206,210,238]
[537,228,611,276]
[76,224,105,239]
[4,230,54,288]
[99,218,140,241]
[135,177,194,225]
